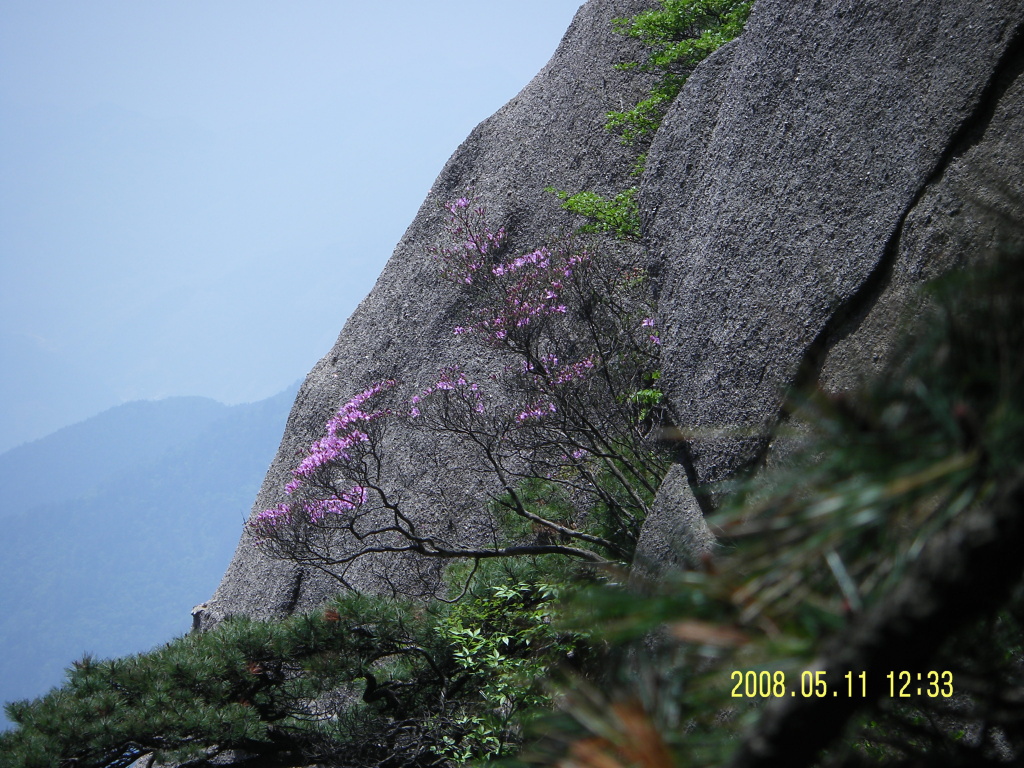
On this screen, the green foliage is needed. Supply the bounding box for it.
[546,187,641,240]
[0,567,592,768]
[432,582,586,763]
[0,592,443,768]
[547,1,752,250]
[627,370,664,424]
[489,439,663,568]
[608,0,753,145]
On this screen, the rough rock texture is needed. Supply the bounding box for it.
[205,0,1024,618]
[199,0,657,627]
[633,0,1024,573]
[818,31,1024,394]
[632,464,717,579]
[641,0,1024,491]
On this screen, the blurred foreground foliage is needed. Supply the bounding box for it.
[523,225,1024,768]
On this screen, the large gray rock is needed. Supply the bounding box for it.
[199,0,658,626]
[819,33,1024,393]
[204,0,1024,618]
[642,0,1024,489]
[635,0,1024,571]
[632,464,717,579]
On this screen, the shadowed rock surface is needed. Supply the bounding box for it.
[632,463,717,578]
[643,0,1024,489]
[632,0,1024,569]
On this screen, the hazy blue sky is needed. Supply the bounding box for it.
[0,1,585,454]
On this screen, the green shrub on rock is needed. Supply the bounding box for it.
[607,0,753,146]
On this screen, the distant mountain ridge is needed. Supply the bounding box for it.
[0,396,231,518]
[0,384,299,729]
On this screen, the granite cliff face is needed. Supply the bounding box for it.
[202,0,1024,623]
[199,0,658,626]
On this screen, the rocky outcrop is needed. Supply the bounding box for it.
[204,0,1024,621]
[634,0,1024,569]
[199,0,658,626]
[644,0,1024,487]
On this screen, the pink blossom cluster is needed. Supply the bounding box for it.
[253,503,293,529]
[549,356,596,385]
[249,484,368,536]
[285,379,396,492]
[468,249,588,344]
[250,381,395,539]
[433,198,507,285]
[516,400,557,422]
[304,487,368,522]
[641,316,661,346]
[412,367,485,416]
[434,200,591,345]
[523,354,596,385]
